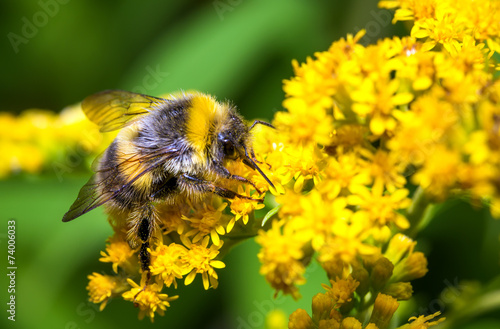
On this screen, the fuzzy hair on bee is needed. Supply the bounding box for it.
[62,89,274,274]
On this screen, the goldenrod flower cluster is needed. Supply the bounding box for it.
[262,0,500,327]
[0,105,113,179]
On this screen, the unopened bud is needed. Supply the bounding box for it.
[384,233,415,265]
[383,282,413,300]
[392,252,428,282]
[352,266,370,297]
[369,293,399,329]
[340,317,362,329]
[312,293,333,323]
[289,309,313,329]
[370,257,394,291]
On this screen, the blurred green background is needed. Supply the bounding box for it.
[1,0,499,328]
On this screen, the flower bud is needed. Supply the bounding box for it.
[318,319,340,329]
[369,293,399,329]
[383,282,413,300]
[340,317,362,329]
[351,266,370,297]
[312,293,333,322]
[289,309,314,329]
[384,234,415,265]
[392,252,428,282]
[370,257,394,291]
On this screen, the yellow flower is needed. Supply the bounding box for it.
[275,143,325,193]
[149,242,190,288]
[317,217,379,267]
[348,181,411,231]
[257,220,308,299]
[322,276,360,306]
[87,273,127,311]
[228,185,265,232]
[122,276,178,322]
[99,234,136,274]
[351,78,413,135]
[358,148,407,193]
[412,145,460,200]
[274,103,333,146]
[183,236,225,290]
[319,151,371,200]
[156,203,188,236]
[296,191,352,251]
[182,202,227,246]
[398,312,445,329]
[379,0,439,22]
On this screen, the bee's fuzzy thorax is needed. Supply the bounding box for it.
[185,93,228,157]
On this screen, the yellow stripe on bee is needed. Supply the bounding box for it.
[186,93,226,157]
[116,124,152,191]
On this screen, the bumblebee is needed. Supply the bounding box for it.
[62,90,274,273]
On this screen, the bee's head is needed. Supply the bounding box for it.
[216,113,249,161]
[215,114,275,188]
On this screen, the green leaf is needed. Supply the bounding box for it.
[261,204,281,227]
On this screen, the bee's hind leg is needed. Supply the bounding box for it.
[133,208,155,302]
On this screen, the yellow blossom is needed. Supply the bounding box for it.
[228,185,265,232]
[183,236,225,290]
[87,273,127,311]
[295,191,351,250]
[317,214,379,267]
[322,276,359,307]
[274,143,325,192]
[412,145,460,200]
[351,78,413,135]
[357,148,407,193]
[348,181,411,231]
[182,202,227,246]
[398,312,445,329]
[319,151,371,200]
[122,276,178,322]
[99,234,136,274]
[257,220,308,299]
[149,242,190,288]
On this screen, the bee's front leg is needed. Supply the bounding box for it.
[212,164,263,194]
[180,173,264,202]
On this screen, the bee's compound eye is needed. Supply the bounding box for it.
[223,140,236,158]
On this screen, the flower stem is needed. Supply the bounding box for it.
[405,186,433,237]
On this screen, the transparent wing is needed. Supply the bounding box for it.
[62,146,180,222]
[82,90,169,132]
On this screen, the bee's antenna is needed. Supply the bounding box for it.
[242,145,275,189]
[249,120,275,131]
